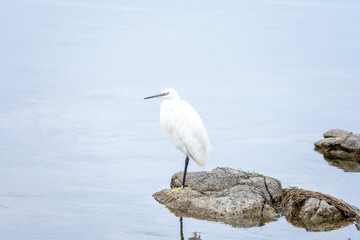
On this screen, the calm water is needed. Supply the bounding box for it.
[0,0,360,239]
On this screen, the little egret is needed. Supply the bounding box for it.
[144,88,211,195]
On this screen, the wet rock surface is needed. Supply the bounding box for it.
[153,168,360,231]
[315,129,360,162]
[153,167,282,228]
[281,188,359,231]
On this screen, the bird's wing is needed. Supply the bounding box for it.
[173,100,210,168]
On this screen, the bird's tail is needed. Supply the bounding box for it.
[190,148,208,169]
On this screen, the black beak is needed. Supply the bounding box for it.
[144,93,167,100]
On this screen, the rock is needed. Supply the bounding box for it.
[299,198,343,222]
[282,188,359,232]
[314,129,360,165]
[323,129,352,138]
[341,134,360,152]
[153,167,283,228]
[153,168,360,231]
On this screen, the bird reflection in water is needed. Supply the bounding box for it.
[179,217,202,240]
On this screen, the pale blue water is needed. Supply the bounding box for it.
[0,0,359,239]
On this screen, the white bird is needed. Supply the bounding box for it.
[144,88,211,194]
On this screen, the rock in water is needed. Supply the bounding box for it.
[281,187,360,231]
[154,168,360,231]
[323,129,352,138]
[315,129,360,171]
[153,167,283,228]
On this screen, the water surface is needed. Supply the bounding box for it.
[0,0,359,239]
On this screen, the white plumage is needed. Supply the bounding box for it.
[159,89,210,168]
[144,88,211,190]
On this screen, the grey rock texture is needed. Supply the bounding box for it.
[284,197,354,231]
[315,129,360,169]
[281,188,360,231]
[298,198,343,225]
[323,129,352,138]
[153,167,282,227]
[154,168,360,231]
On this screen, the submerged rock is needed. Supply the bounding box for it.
[315,129,360,162]
[153,167,282,228]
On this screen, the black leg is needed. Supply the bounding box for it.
[182,156,189,187]
[179,217,184,240]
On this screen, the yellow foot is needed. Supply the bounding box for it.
[167,186,191,196]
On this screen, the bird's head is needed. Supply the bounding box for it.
[144,88,180,100]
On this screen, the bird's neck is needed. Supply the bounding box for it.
[169,95,180,101]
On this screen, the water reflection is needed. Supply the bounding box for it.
[177,204,357,234]
[285,216,355,232]
[314,136,360,172]
[315,149,360,172]
[322,156,360,172]
[180,217,202,240]
[180,217,184,240]
[164,202,278,229]
[189,232,202,240]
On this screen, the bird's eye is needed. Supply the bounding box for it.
[166,92,170,95]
